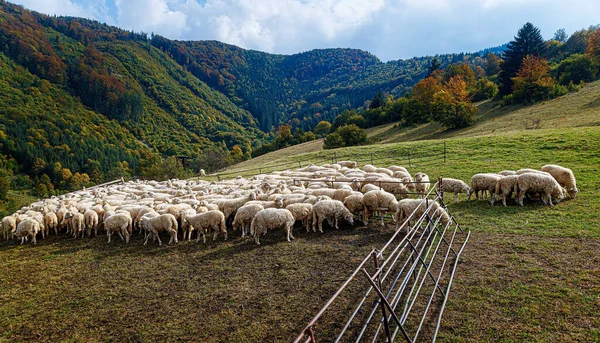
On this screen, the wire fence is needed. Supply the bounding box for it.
[293,181,470,343]
[211,142,447,181]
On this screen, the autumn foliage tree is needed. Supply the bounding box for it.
[511,55,558,102]
[431,76,477,129]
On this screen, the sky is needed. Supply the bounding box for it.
[9,0,600,61]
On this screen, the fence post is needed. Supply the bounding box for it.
[334,152,337,164]
[217,174,221,181]
[444,142,447,163]
[408,152,411,168]
[298,161,301,168]
[370,153,373,165]
[259,167,262,174]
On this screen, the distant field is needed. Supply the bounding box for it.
[2,126,599,342]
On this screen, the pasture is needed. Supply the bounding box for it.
[1,126,600,342]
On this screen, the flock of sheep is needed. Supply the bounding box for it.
[1,161,577,246]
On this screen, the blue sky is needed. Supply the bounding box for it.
[9,0,600,61]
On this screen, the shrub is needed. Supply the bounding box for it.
[336,124,368,147]
[472,79,499,101]
[323,132,344,149]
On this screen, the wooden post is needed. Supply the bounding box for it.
[370,153,374,165]
[408,152,411,168]
[444,142,447,163]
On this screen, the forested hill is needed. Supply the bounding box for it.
[0,0,503,185]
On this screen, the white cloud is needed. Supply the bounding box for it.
[11,0,88,17]
[114,0,188,38]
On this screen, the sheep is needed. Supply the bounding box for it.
[540,164,578,198]
[374,179,411,198]
[14,218,40,245]
[363,164,377,172]
[516,168,549,175]
[312,200,354,232]
[232,204,264,237]
[498,170,516,176]
[362,190,398,226]
[332,189,361,202]
[414,172,431,198]
[70,213,85,238]
[439,178,471,203]
[219,192,257,223]
[184,210,227,243]
[492,175,520,206]
[337,160,358,168]
[3,214,18,240]
[84,210,99,236]
[141,213,178,245]
[388,165,409,173]
[393,171,411,179]
[373,167,394,177]
[199,169,206,176]
[180,208,197,240]
[395,199,450,232]
[470,173,503,200]
[250,208,296,245]
[343,194,367,225]
[516,173,565,206]
[361,184,381,193]
[104,213,132,244]
[285,203,313,232]
[43,211,59,236]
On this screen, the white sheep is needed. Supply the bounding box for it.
[104,213,132,244]
[540,164,578,198]
[395,199,450,232]
[362,190,398,226]
[71,212,85,238]
[43,212,59,236]
[343,194,367,225]
[439,178,471,203]
[498,170,516,176]
[232,204,264,237]
[470,173,503,200]
[141,213,178,245]
[14,218,40,244]
[492,175,520,206]
[516,173,565,206]
[337,160,358,168]
[388,165,409,173]
[3,214,17,240]
[312,200,354,232]
[285,203,313,232]
[361,184,381,193]
[184,210,227,243]
[219,192,258,223]
[199,169,207,176]
[250,208,296,245]
[180,208,198,240]
[414,172,430,198]
[84,209,99,236]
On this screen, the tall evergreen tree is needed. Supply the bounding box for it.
[498,23,546,95]
[428,57,441,76]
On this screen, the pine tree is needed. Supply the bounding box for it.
[428,57,441,76]
[498,23,546,95]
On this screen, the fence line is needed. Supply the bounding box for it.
[212,142,447,181]
[293,180,469,343]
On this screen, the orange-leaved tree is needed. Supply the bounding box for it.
[511,55,557,102]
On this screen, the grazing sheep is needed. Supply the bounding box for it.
[361,184,381,193]
[337,160,358,169]
[363,164,377,172]
[232,204,264,237]
[395,199,450,232]
[199,169,206,176]
[14,219,40,245]
[104,213,132,244]
[285,203,313,232]
[141,213,178,245]
[250,208,296,245]
[498,170,516,176]
[516,173,565,206]
[393,171,411,179]
[84,210,99,236]
[219,193,258,223]
[3,214,17,240]
[180,208,198,240]
[414,172,431,198]
[184,210,227,243]
[44,212,59,236]
[374,179,410,198]
[312,200,354,232]
[363,190,398,226]
[470,173,503,200]
[388,165,409,173]
[492,175,520,206]
[343,194,367,225]
[540,164,578,198]
[439,178,471,203]
[373,167,394,177]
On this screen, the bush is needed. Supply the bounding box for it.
[472,79,499,101]
[555,54,597,85]
[336,124,368,147]
[0,177,9,201]
[323,132,344,149]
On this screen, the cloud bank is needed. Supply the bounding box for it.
[9,0,600,61]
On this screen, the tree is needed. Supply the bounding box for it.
[553,28,568,43]
[346,114,367,128]
[586,28,600,63]
[485,53,502,76]
[314,121,332,137]
[336,124,367,147]
[512,55,556,102]
[472,79,499,101]
[31,158,46,175]
[498,22,546,95]
[369,91,386,109]
[428,57,441,76]
[555,54,596,85]
[412,76,442,120]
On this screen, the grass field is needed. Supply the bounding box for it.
[2,83,600,342]
[2,125,599,342]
